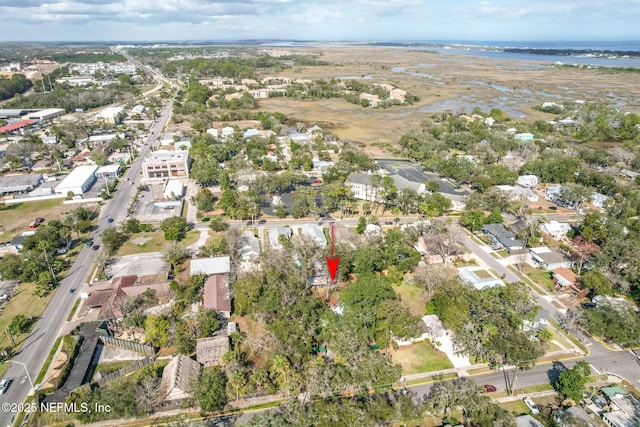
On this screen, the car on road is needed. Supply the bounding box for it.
[86,239,93,246]
[69,288,75,293]
[107,218,114,223]
[523,397,540,415]
[483,384,497,393]
[0,378,12,394]
[92,245,100,251]
[258,219,266,224]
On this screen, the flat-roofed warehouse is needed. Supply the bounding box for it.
[0,109,27,119]
[55,165,98,196]
[0,173,42,195]
[26,108,66,122]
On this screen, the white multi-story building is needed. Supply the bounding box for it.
[141,150,190,180]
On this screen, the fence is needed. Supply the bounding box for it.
[94,357,155,388]
[101,336,156,356]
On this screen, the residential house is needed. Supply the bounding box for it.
[394,314,445,347]
[458,269,505,290]
[203,274,231,317]
[95,164,121,179]
[516,415,544,427]
[237,231,261,261]
[42,136,58,145]
[517,175,539,188]
[552,267,582,294]
[529,247,572,270]
[95,106,124,124]
[221,126,235,139]
[482,223,525,253]
[522,309,550,332]
[619,169,639,181]
[539,221,572,240]
[243,128,260,140]
[555,406,595,426]
[190,256,231,276]
[591,192,608,209]
[416,233,469,265]
[268,227,293,249]
[300,223,327,247]
[545,184,563,201]
[206,128,219,138]
[141,150,190,180]
[196,336,230,367]
[600,385,640,427]
[159,354,200,404]
[496,185,539,202]
[31,159,52,171]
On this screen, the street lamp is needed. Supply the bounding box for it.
[9,360,35,396]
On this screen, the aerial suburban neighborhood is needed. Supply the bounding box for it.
[1,38,640,427]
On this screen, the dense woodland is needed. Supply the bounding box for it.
[0,73,32,101]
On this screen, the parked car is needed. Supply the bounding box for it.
[483,384,497,393]
[0,379,12,394]
[591,395,606,408]
[107,218,114,223]
[523,397,540,415]
[92,245,100,251]
[582,302,597,309]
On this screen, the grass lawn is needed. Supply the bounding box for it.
[117,231,167,256]
[116,230,201,257]
[0,281,55,350]
[391,341,453,375]
[498,400,528,415]
[474,270,492,279]
[393,281,426,317]
[523,265,554,291]
[0,199,68,242]
[92,360,134,380]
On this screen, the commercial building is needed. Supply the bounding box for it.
[141,150,190,180]
[0,119,35,134]
[55,165,98,196]
[189,256,231,276]
[0,173,42,195]
[95,106,124,124]
[163,180,184,200]
[26,108,65,122]
[95,164,121,179]
[0,109,27,119]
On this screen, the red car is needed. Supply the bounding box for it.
[483,384,497,393]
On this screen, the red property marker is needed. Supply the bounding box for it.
[325,222,340,282]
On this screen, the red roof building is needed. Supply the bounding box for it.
[203,274,231,317]
[0,120,35,134]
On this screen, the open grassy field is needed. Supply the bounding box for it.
[391,341,453,375]
[116,230,200,256]
[0,199,68,242]
[0,281,55,350]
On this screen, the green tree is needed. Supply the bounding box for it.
[144,315,171,347]
[193,366,228,412]
[191,188,217,212]
[554,361,591,402]
[122,218,141,234]
[356,215,367,234]
[208,217,229,232]
[580,270,613,297]
[101,227,128,254]
[8,314,32,335]
[160,216,190,241]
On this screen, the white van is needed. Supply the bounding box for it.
[523,397,540,415]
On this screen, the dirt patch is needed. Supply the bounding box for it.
[130,236,153,246]
[43,352,68,389]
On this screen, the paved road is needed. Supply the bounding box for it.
[458,232,640,387]
[0,98,174,427]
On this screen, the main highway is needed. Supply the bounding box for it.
[0,93,174,427]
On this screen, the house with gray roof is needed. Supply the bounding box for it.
[529,247,572,270]
[299,224,327,247]
[482,223,525,253]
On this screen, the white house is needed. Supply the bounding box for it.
[299,224,327,247]
[517,175,538,188]
[539,221,572,240]
[591,192,608,209]
[221,126,235,139]
[206,128,219,138]
[529,247,572,270]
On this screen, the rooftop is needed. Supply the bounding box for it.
[145,150,189,162]
[203,274,231,313]
[190,256,231,276]
[0,119,35,133]
[482,223,524,249]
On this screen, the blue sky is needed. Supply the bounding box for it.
[0,0,639,42]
